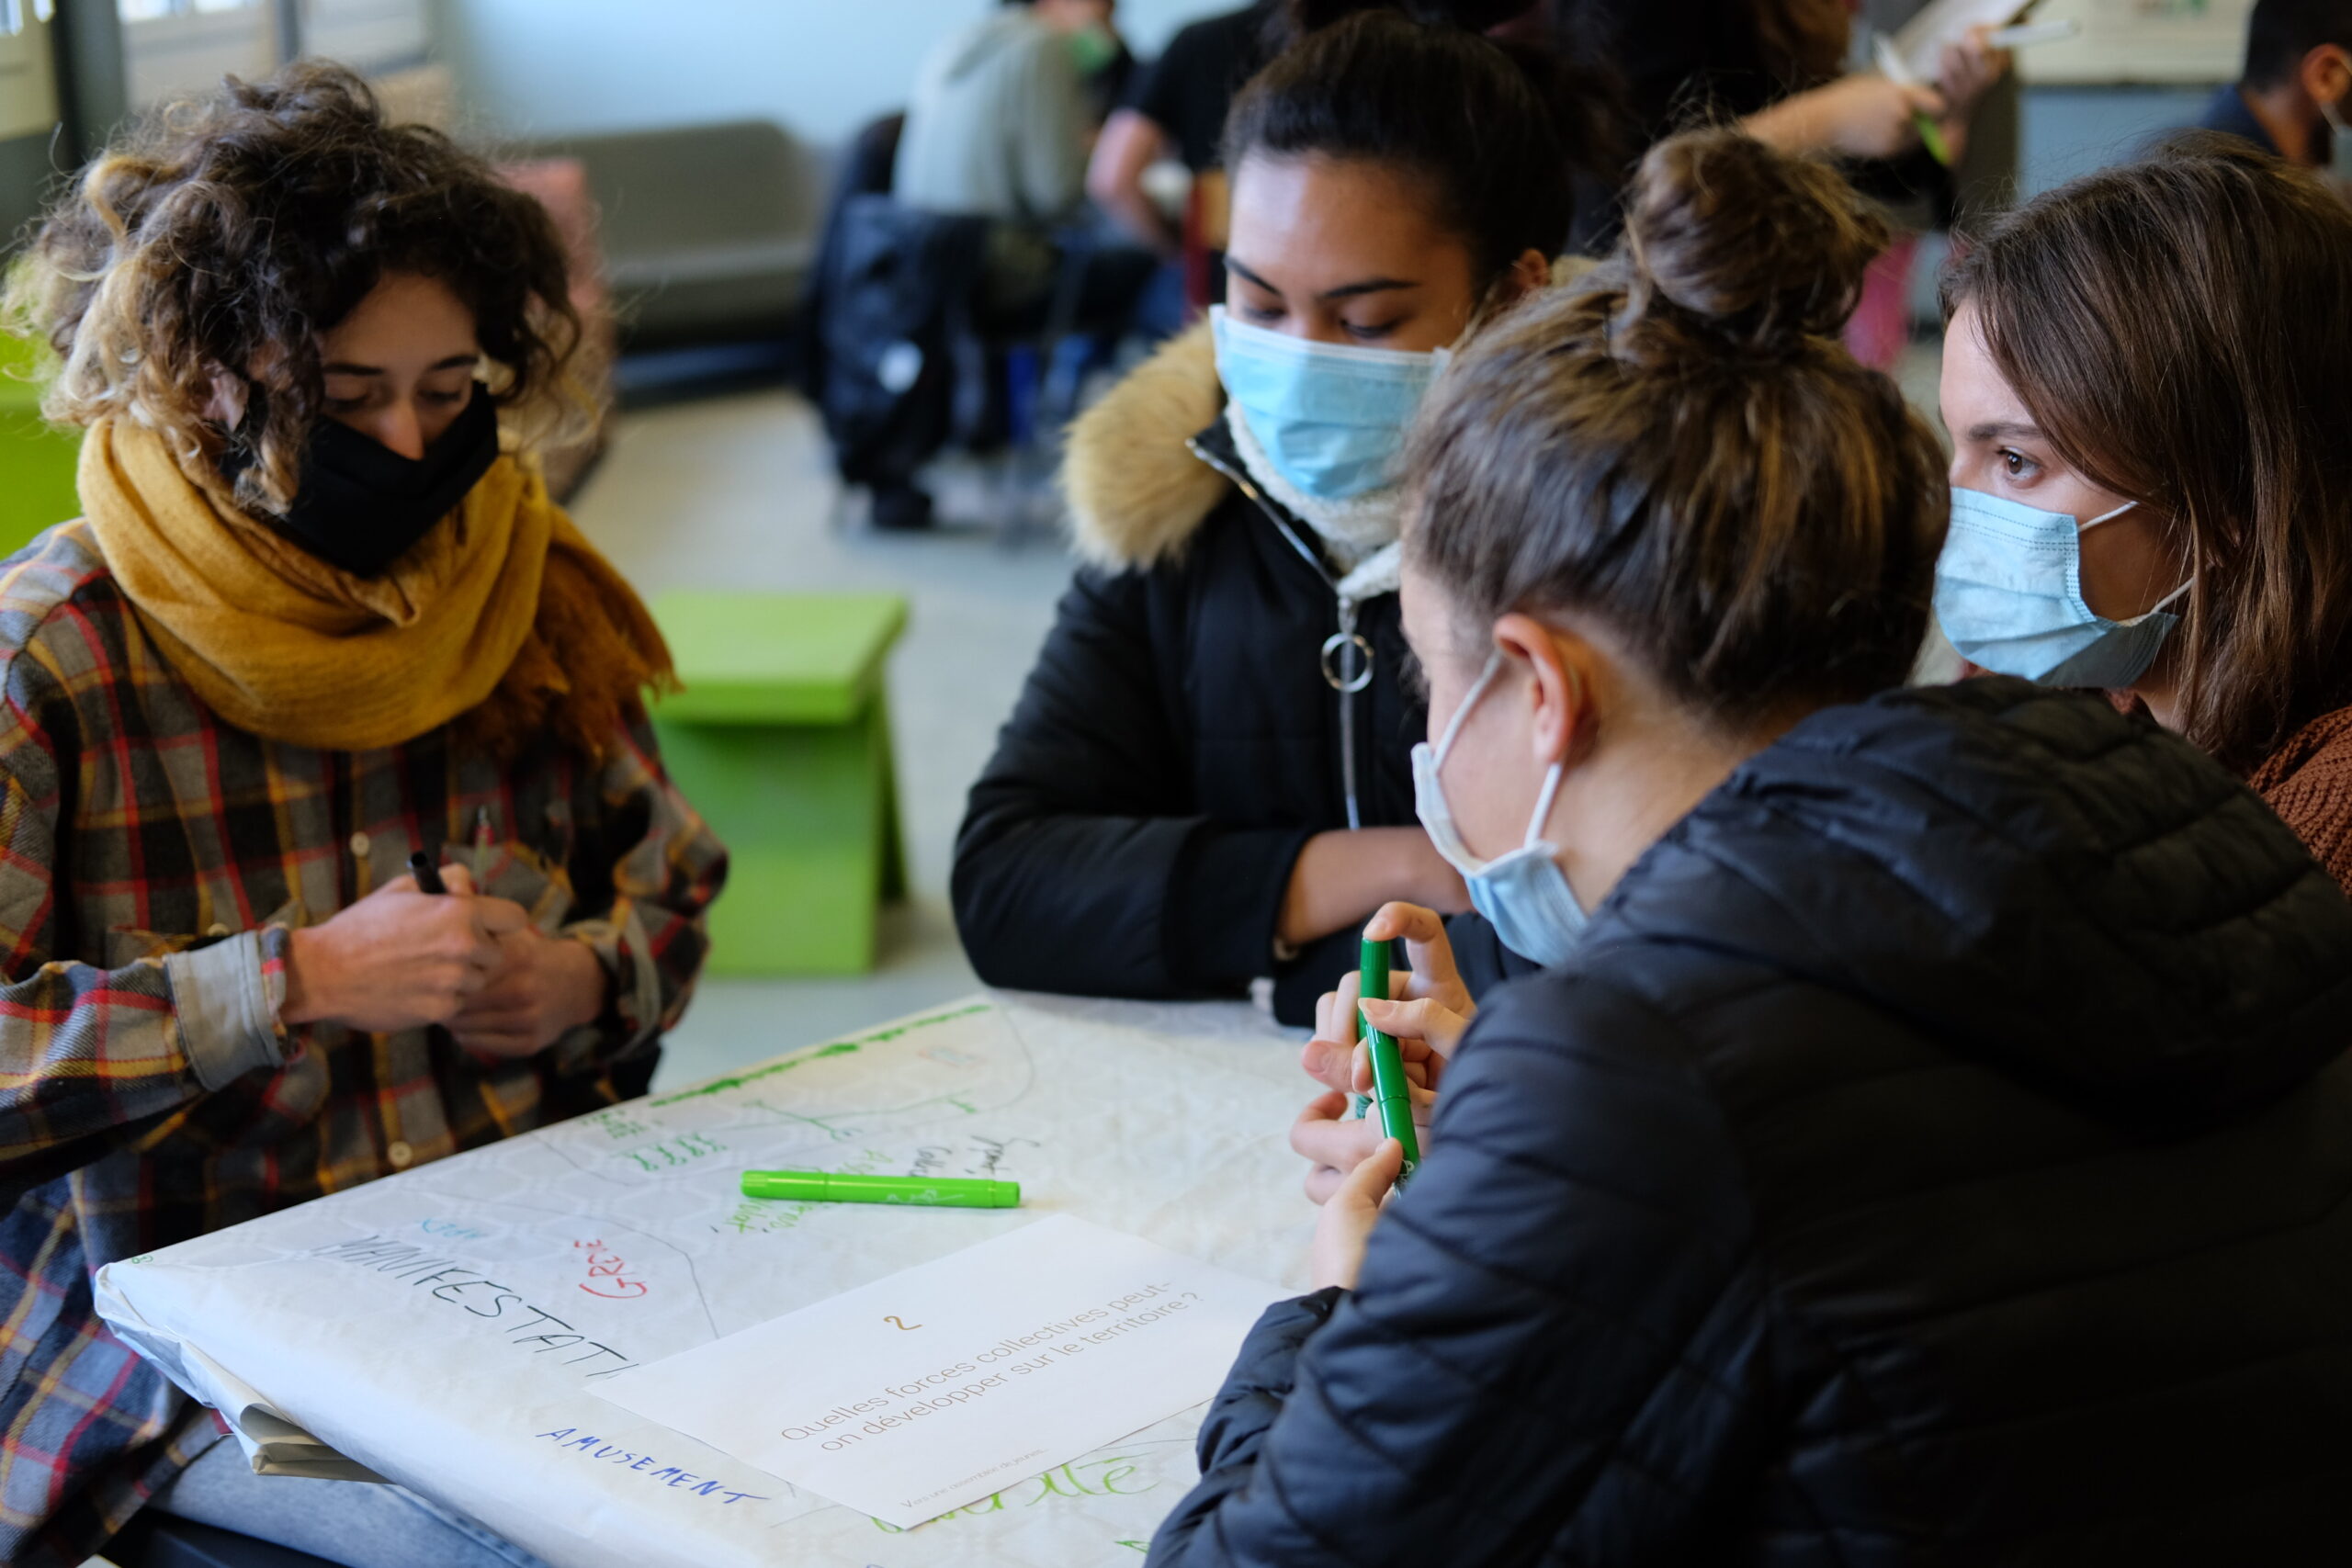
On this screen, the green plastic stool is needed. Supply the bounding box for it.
[0,335,80,558]
[651,591,910,975]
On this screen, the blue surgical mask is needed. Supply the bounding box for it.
[1933,488,2191,690]
[1209,305,1446,501]
[1412,653,1589,967]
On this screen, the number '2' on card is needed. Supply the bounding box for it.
[593,1214,1285,1528]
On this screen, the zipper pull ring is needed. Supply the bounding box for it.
[1321,632,1375,693]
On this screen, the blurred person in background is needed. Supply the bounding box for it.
[1555,0,2010,367]
[1089,1,1280,265]
[895,0,1159,327]
[1091,2,1626,289]
[2196,0,2352,166]
[1560,0,2006,165]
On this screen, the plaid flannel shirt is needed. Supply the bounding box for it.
[0,523,727,1565]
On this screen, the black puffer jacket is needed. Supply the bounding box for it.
[1150,678,2352,1566]
[954,323,1426,1023]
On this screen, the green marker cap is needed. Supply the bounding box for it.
[740,1170,1022,1208]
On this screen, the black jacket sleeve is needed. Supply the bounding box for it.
[1185,1289,1343,1494]
[1148,977,1763,1567]
[954,567,1311,1002]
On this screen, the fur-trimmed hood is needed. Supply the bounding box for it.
[1059,257,1597,573]
[1063,320,1228,574]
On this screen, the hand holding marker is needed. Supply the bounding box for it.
[1872,17,2065,168]
[1871,31,1952,167]
[1359,937,1421,1190]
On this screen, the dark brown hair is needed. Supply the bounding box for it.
[1944,132,2352,772]
[1228,1,1629,284]
[4,61,588,515]
[1752,0,1852,93]
[1405,128,1948,724]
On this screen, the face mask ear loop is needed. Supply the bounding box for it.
[2079,499,2193,622]
[1521,658,1581,850]
[1432,650,1506,771]
[1523,762,1566,852]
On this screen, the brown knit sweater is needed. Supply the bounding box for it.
[2248,704,2352,894]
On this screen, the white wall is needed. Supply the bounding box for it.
[431,0,1238,146]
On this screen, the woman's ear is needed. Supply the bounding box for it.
[1500,248,1552,306]
[1493,611,1589,769]
[2301,42,2352,116]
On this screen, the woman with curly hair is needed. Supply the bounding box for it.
[0,62,723,1567]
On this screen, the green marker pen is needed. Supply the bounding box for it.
[740,1170,1022,1208]
[1910,112,1952,168]
[1358,937,1420,1187]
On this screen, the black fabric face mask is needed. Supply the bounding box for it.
[220,385,502,578]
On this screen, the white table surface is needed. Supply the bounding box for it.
[95,992,1318,1568]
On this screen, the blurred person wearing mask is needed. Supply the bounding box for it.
[0,63,723,1568]
[1157,127,2352,1568]
[954,0,1621,1025]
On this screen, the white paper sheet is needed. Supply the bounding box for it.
[92,993,1317,1567]
[594,1216,1283,1528]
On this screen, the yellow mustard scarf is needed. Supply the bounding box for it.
[78,417,671,757]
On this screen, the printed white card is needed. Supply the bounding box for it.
[593,1214,1284,1528]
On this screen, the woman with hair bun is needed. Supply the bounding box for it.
[1151,128,2352,1566]
[955,0,1614,1025]
[0,63,721,1566]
